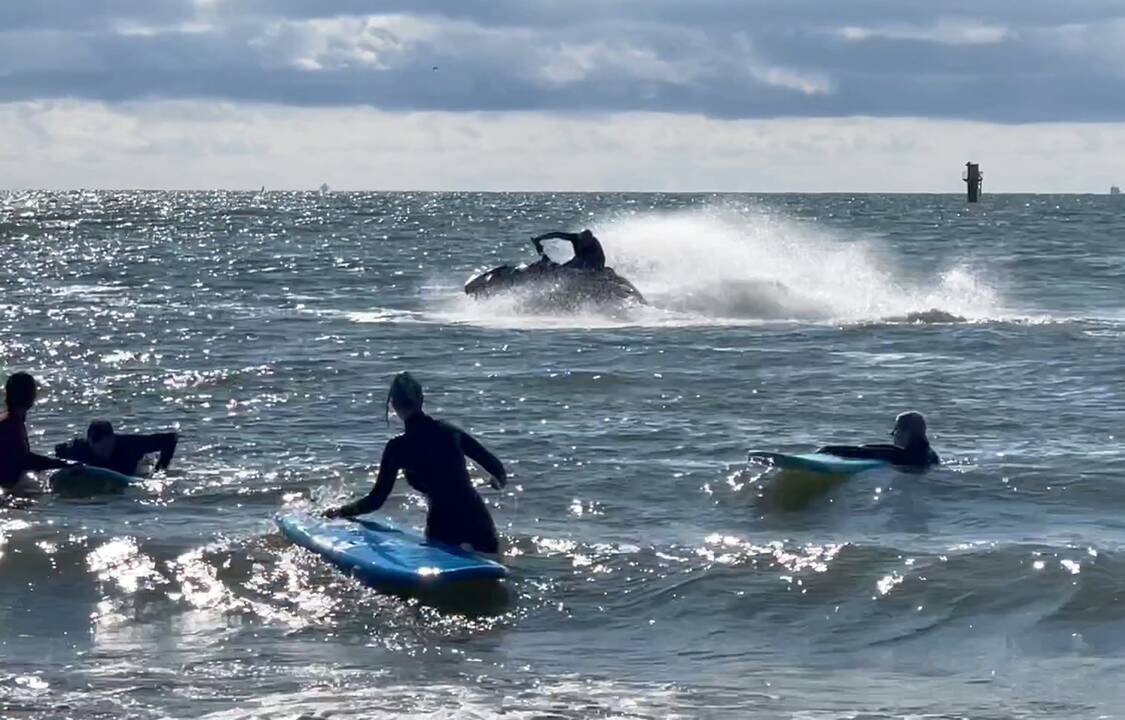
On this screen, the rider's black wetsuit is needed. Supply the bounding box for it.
[566,235,606,271]
[536,231,606,271]
[337,412,505,553]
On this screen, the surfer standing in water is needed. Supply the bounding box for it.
[0,372,76,493]
[324,372,507,554]
[819,411,941,468]
[532,229,606,270]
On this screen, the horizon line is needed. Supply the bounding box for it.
[2,188,1122,196]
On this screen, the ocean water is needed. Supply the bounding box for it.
[1,191,1124,719]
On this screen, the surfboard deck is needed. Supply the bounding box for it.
[748,451,886,475]
[275,512,508,587]
[49,465,135,495]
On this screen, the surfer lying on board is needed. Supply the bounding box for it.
[324,372,507,554]
[532,229,606,270]
[0,372,76,492]
[819,411,940,468]
[55,421,179,477]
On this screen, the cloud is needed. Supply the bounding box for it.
[3,100,1125,192]
[1,2,1123,121]
[836,19,1012,45]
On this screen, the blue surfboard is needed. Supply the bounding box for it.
[49,465,135,495]
[748,451,886,475]
[275,512,508,587]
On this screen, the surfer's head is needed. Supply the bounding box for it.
[578,229,596,245]
[891,411,928,448]
[86,420,117,460]
[386,371,424,423]
[4,372,38,413]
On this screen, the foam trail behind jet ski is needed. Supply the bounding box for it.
[600,205,999,322]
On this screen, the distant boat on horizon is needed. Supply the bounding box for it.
[1112,185,1121,195]
[319,183,330,193]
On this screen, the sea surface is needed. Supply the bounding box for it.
[1,191,1124,719]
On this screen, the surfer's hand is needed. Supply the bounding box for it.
[323,506,343,519]
[489,472,507,490]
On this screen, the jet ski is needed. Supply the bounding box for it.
[464,255,646,307]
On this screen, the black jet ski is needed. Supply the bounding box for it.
[464,255,646,306]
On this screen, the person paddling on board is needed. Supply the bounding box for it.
[0,372,76,493]
[531,229,606,271]
[55,421,178,477]
[324,372,508,554]
[819,411,940,468]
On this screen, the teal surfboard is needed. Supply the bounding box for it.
[748,451,886,475]
[49,465,135,495]
[276,512,508,587]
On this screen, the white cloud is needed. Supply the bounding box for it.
[748,65,832,96]
[837,19,1012,45]
[251,14,432,71]
[3,100,1124,192]
[1032,19,1125,70]
[538,42,702,86]
[732,33,832,96]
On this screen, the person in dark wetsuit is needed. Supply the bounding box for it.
[0,372,75,492]
[55,420,178,476]
[531,229,606,271]
[819,411,940,468]
[324,372,507,553]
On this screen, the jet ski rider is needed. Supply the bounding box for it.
[531,229,606,271]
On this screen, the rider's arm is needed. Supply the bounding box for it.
[531,231,579,253]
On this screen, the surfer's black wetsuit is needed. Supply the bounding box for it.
[338,413,505,553]
[819,442,940,468]
[0,411,69,489]
[55,433,178,476]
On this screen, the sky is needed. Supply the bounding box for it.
[2,1,1124,191]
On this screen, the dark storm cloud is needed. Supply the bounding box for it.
[3,0,1125,121]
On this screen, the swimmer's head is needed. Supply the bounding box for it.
[386,371,424,423]
[891,411,928,448]
[86,420,116,460]
[4,372,38,413]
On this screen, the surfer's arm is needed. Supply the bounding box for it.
[459,430,507,489]
[54,439,83,461]
[328,442,401,518]
[818,444,891,461]
[819,444,922,465]
[124,433,179,471]
[26,451,71,472]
